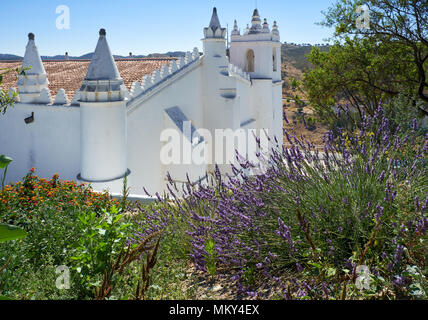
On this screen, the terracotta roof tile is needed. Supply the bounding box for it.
[0,58,175,100]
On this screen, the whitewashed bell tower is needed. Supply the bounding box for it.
[229,9,283,141]
[229,9,281,81]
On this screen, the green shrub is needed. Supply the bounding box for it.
[68,206,132,298]
[0,171,122,299]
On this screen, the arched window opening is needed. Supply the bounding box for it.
[246,49,255,73]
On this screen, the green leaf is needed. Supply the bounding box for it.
[0,223,28,242]
[0,295,13,300]
[327,267,337,278]
[0,155,13,169]
[308,262,322,270]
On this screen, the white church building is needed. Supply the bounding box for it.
[0,8,283,197]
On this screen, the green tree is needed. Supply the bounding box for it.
[0,68,20,115]
[322,0,427,102]
[304,37,417,121]
[303,0,427,125]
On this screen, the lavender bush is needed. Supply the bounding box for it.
[135,106,427,300]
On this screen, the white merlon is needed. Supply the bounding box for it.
[121,84,131,101]
[142,74,151,90]
[160,64,169,78]
[192,47,200,60]
[169,60,178,74]
[184,52,192,65]
[177,56,185,69]
[130,81,144,98]
[54,89,69,105]
[38,87,52,104]
[71,90,80,106]
[151,69,161,85]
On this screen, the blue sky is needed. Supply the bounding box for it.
[0,0,336,56]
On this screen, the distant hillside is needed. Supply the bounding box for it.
[0,51,187,61]
[1,43,329,72]
[281,43,330,73]
[0,54,22,61]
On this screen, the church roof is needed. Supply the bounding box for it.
[0,58,175,99]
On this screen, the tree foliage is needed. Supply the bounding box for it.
[303,0,428,124]
[0,68,20,114]
[324,0,427,101]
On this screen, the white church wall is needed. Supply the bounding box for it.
[236,78,252,125]
[0,103,80,184]
[201,59,241,174]
[127,65,204,195]
[251,80,274,134]
[162,109,207,187]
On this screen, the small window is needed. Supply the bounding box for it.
[273,48,277,72]
[246,49,255,73]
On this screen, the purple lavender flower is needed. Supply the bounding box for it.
[376,206,384,222]
[277,217,296,252]
[283,111,289,124]
[378,170,385,183]
[392,275,407,289]
[412,118,418,131]
[393,244,404,264]
[414,196,420,210]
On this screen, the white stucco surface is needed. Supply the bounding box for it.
[0,104,80,184]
